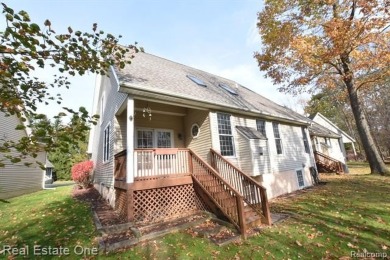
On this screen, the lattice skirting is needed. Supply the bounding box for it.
[115,188,128,219]
[133,184,207,224]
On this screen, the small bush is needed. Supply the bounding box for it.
[71,161,93,189]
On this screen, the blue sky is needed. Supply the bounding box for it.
[3,0,305,119]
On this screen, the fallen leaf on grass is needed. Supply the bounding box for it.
[382,245,388,250]
[347,242,358,249]
[296,240,302,246]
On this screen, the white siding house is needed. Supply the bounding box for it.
[88,52,318,206]
[308,113,356,173]
[0,111,46,199]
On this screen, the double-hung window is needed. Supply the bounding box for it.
[136,129,173,170]
[103,124,111,162]
[272,122,283,154]
[256,119,267,137]
[217,113,235,156]
[301,127,310,153]
[137,129,154,148]
[136,129,173,148]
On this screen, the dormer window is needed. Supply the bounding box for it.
[187,75,207,87]
[219,83,238,95]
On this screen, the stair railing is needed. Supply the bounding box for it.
[210,149,271,225]
[314,151,344,174]
[188,150,246,235]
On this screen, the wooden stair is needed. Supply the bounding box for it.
[244,206,263,228]
[209,149,272,231]
[314,151,344,174]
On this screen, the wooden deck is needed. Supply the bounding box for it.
[113,148,271,236]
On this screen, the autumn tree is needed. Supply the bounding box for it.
[304,89,363,159]
[256,0,390,175]
[0,3,137,166]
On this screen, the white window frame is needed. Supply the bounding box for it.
[217,113,235,157]
[191,123,200,138]
[296,168,305,188]
[272,122,283,155]
[155,129,174,148]
[103,123,111,163]
[302,127,310,154]
[135,128,154,148]
[256,119,267,137]
[135,128,174,148]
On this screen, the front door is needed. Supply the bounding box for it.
[135,128,174,176]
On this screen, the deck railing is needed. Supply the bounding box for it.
[314,151,344,174]
[210,149,271,225]
[115,148,272,234]
[134,148,190,180]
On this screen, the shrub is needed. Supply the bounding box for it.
[71,161,93,189]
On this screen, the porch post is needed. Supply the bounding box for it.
[126,96,135,222]
[126,96,134,184]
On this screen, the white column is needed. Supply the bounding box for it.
[126,96,134,184]
[351,142,357,156]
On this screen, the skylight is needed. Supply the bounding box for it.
[219,83,238,95]
[187,75,207,87]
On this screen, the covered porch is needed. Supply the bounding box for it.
[112,97,211,224]
[111,97,271,235]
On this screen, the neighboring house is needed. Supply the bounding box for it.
[308,113,356,173]
[0,111,47,199]
[44,159,56,184]
[88,52,318,234]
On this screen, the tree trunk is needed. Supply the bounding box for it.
[345,81,389,175]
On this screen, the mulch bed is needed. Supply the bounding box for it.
[72,186,127,226]
[138,213,206,235]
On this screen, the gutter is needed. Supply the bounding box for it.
[119,82,310,126]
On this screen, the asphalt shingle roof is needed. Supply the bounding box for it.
[116,52,310,124]
[236,126,267,140]
[308,121,341,138]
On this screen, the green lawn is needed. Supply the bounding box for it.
[1,174,389,259]
[347,161,390,175]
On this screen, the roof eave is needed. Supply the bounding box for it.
[119,82,310,126]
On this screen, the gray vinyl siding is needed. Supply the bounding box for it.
[236,132,252,173]
[90,74,128,188]
[267,123,313,173]
[0,111,45,199]
[135,112,185,148]
[252,139,270,175]
[210,111,313,175]
[114,112,127,154]
[184,109,212,161]
[313,136,345,163]
[236,125,270,176]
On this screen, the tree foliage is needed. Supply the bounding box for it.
[304,89,363,158]
[0,3,137,167]
[30,114,90,180]
[256,0,390,174]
